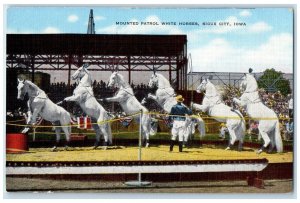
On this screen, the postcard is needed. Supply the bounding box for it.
[5,5,294,196]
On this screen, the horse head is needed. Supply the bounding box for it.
[108,71,122,88]
[196,77,208,93]
[72,64,89,81]
[17,78,27,100]
[240,72,258,93]
[72,64,92,87]
[148,72,159,88]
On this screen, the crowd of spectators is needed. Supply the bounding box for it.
[47,80,158,116]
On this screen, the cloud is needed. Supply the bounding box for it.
[6,28,35,34]
[95,16,105,21]
[42,27,61,33]
[68,14,79,23]
[239,10,252,17]
[248,21,272,33]
[190,33,293,73]
[97,15,183,35]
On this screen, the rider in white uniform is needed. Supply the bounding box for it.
[169,95,192,152]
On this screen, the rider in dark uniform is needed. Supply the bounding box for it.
[169,95,192,152]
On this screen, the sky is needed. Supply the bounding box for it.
[6,6,294,74]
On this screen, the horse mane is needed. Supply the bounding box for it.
[156,73,171,88]
[25,80,41,91]
[84,69,92,86]
[114,72,128,86]
[245,74,258,92]
[206,80,219,97]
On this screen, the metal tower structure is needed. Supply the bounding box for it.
[87,9,95,34]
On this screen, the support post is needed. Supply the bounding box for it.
[125,109,151,187]
[31,56,35,83]
[169,56,172,82]
[128,56,131,85]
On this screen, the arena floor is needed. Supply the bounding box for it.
[6,145,293,163]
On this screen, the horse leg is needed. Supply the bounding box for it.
[142,114,150,147]
[98,113,112,149]
[256,129,271,154]
[52,122,61,152]
[29,104,43,125]
[236,126,244,151]
[195,117,206,145]
[225,127,237,150]
[236,123,245,151]
[192,103,209,113]
[147,93,157,101]
[60,113,72,151]
[267,129,276,153]
[92,121,101,149]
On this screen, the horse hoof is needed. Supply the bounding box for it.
[103,146,108,150]
[225,147,231,150]
[64,146,69,151]
[256,149,263,154]
[93,146,98,150]
[145,143,149,148]
[51,147,57,152]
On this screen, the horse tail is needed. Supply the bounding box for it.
[66,111,72,136]
[196,116,206,137]
[234,110,246,141]
[274,120,283,153]
[107,121,113,145]
[104,112,113,145]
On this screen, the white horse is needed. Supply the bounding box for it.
[100,71,152,147]
[17,79,71,151]
[191,77,246,151]
[61,65,112,149]
[145,72,206,144]
[233,71,283,154]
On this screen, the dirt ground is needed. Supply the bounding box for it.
[5,177,293,195]
[6,145,293,163]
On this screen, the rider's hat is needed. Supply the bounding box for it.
[176,95,184,102]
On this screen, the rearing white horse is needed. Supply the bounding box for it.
[61,65,112,149]
[191,77,246,151]
[233,71,283,154]
[101,71,152,147]
[17,79,71,151]
[145,72,206,143]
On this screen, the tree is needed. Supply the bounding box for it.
[257,68,291,96]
